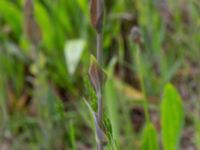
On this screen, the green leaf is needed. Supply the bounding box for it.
[141,123,159,150]
[64,39,86,75]
[161,83,184,150]
[105,79,119,143]
[76,0,88,16]
[0,1,22,37]
[35,1,54,49]
[84,99,108,145]
[69,121,77,150]
[104,58,119,142]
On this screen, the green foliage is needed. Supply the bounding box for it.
[105,58,119,143]
[34,1,54,49]
[84,99,108,146]
[105,79,119,143]
[141,123,159,150]
[0,1,22,37]
[69,121,77,150]
[161,83,184,150]
[0,0,199,149]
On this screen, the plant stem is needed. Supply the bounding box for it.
[98,142,103,150]
[97,91,103,126]
[97,0,104,148]
[97,29,103,150]
[91,0,104,148]
[97,32,103,127]
[97,33,103,65]
[135,45,150,123]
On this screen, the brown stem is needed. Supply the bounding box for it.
[97,91,102,125]
[97,0,104,149]
[97,33,103,66]
[98,142,103,150]
[90,0,104,149]
[97,30,103,150]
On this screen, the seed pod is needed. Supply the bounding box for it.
[158,0,173,31]
[130,26,142,44]
[90,0,104,33]
[24,0,41,46]
[88,55,106,93]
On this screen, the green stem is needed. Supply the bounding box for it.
[135,45,150,123]
[97,33,103,65]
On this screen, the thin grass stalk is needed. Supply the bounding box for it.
[96,30,103,128]
[89,0,105,149]
[24,0,42,115]
[97,33,103,65]
[96,13,104,150]
[96,1,104,149]
[135,46,150,123]
[131,26,150,123]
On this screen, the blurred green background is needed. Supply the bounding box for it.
[0,0,200,149]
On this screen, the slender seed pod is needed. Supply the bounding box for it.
[89,0,106,149]
[130,26,142,45]
[90,0,104,33]
[24,0,41,47]
[88,55,106,94]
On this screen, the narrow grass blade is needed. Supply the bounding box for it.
[84,99,108,145]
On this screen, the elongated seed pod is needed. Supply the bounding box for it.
[90,0,104,33]
[24,0,41,46]
[88,55,106,94]
[89,1,105,149]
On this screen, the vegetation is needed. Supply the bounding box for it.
[0,0,199,149]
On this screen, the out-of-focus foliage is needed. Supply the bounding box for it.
[0,0,200,149]
[141,123,159,150]
[161,84,184,150]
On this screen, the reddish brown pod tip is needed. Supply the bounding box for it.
[90,0,104,33]
[88,55,107,94]
[130,26,143,45]
[24,0,34,17]
[24,0,41,46]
